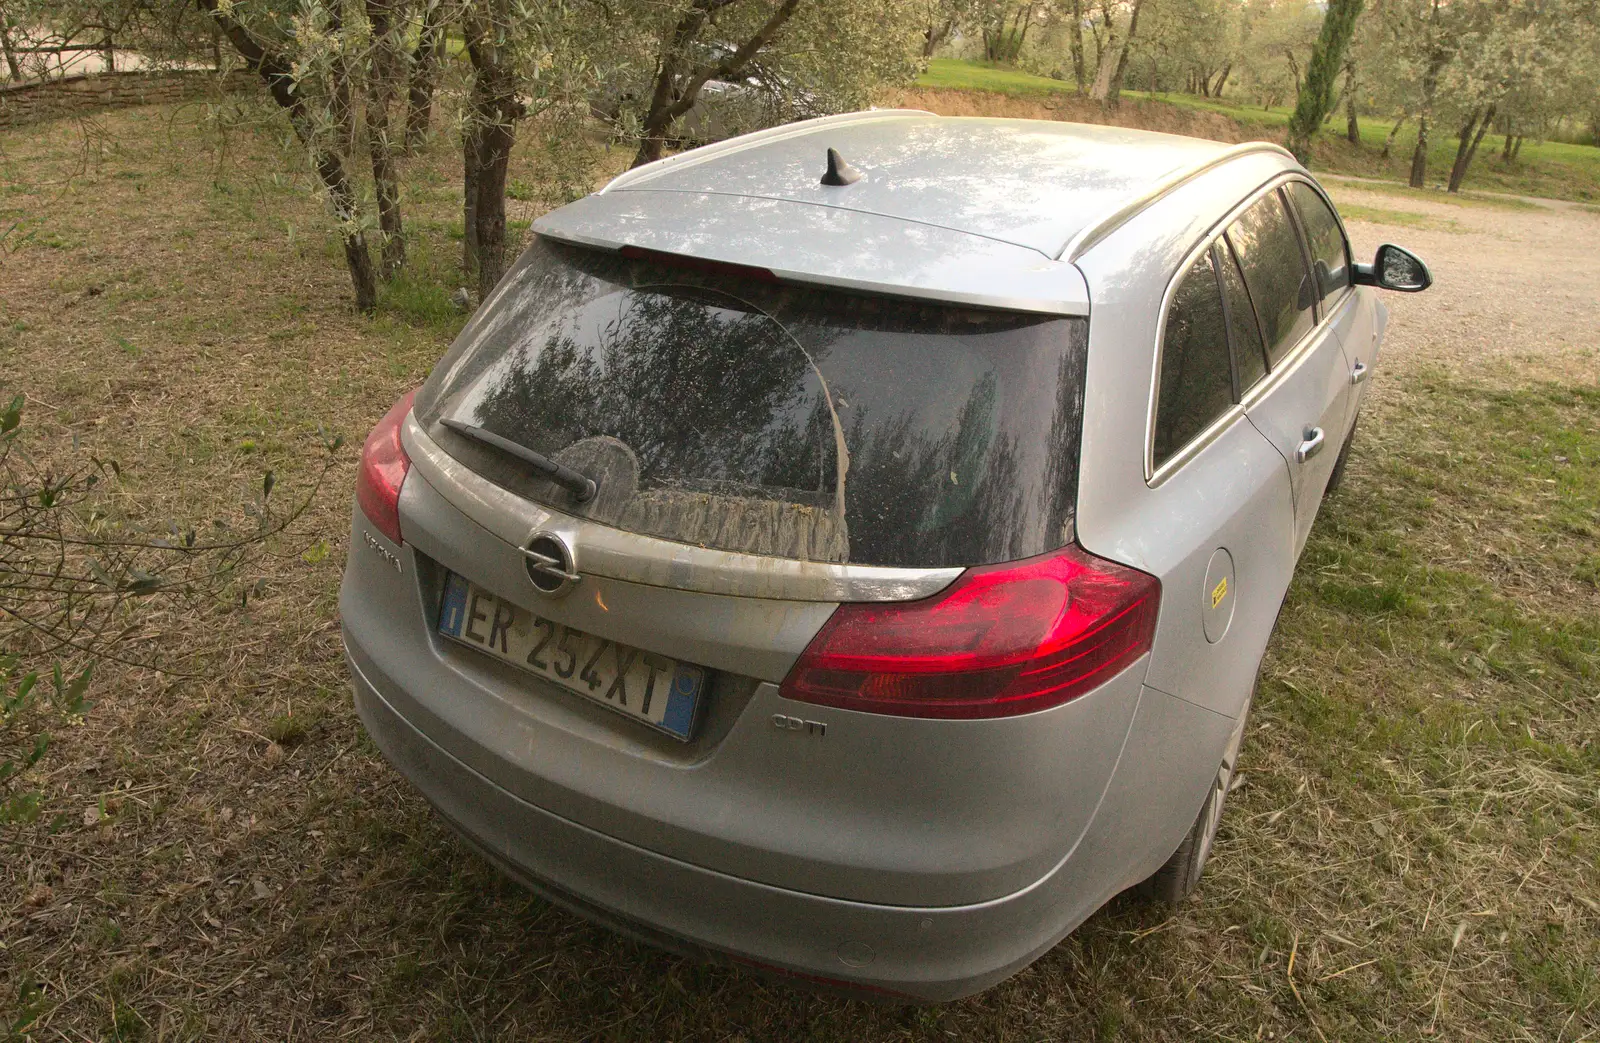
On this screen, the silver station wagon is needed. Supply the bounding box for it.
[340,111,1431,1001]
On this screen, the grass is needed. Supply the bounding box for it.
[1,102,1597,1040]
[916,59,1600,202]
[1331,201,1460,232]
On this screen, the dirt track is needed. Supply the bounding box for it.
[1325,179,1600,387]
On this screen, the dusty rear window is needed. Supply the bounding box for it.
[414,238,1087,570]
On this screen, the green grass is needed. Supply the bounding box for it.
[917,57,1079,94]
[1332,201,1459,231]
[916,58,1600,202]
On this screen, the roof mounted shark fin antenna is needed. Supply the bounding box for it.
[820,147,863,187]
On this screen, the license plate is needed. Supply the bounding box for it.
[436,572,705,740]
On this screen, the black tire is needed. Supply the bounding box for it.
[1324,418,1359,497]
[1136,700,1251,906]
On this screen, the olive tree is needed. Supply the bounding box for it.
[1366,0,1594,190]
[604,0,924,169]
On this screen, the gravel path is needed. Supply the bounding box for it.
[1324,179,1600,387]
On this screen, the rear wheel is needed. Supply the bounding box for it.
[1136,699,1251,905]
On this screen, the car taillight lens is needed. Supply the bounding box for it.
[355,389,416,545]
[779,545,1160,719]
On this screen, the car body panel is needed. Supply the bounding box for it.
[342,487,1150,907]
[350,653,1232,1001]
[533,189,1092,316]
[1071,151,1302,724]
[1244,294,1355,556]
[600,112,1230,259]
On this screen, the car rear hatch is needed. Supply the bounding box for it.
[377,236,1145,906]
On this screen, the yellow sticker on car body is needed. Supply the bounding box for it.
[1210,576,1228,609]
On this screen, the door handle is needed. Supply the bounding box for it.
[1351,360,1369,385]
[1296,426,1325,464]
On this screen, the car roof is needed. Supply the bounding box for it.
[531,111,1296,315]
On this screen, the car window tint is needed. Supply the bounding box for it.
[1153,250,1234,470]
[1286,181,1351,312]
[1228,189,1315,366]
[413,238,1089,569]
[1217,237,1268,394]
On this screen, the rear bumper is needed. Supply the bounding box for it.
[347,639,1232,1001]
[349,644,1058,999]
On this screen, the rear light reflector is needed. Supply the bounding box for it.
[355,389,416,545]
[779,544,1160,719]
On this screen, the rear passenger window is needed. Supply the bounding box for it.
[1217,238,1267,394]
[1153,250,1233,470]
[1286,181,1351,312]
[1228,190,1315,366]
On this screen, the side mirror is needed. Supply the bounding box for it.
[1353,244,1433,292]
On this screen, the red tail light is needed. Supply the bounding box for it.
[355,390,416,545]
[779,545,1160,719]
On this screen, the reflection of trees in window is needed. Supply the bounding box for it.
[1229,192,1313,363]
[425,252,602,417]
[471,290,820,490]
[845,373,1026,568]
[1039,322,1089,545]
[426,238,1093,568]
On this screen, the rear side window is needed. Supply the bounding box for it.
[1153,249,1233,470]
[1217,238,1268,395]
[1228,190,1315,366]
[415,238,1089,570]
[1285,181,1351,313]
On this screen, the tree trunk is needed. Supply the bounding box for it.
[462,0,523,296]
[1501,125,1515,162]
[1409,114,1428,188]
[1447,102,1494,193]
[1101,0,1143,108]
[632,0,801,169]
[326,8,356,156]
[1382,114,1405,159]
[922,15,954,58]
[405,0,447,150]
[1344,60,1359,144]
[1285,0,1365,164]
[195,0,377,314]
[1510,135,1524,161]
[1446,108,1479,192]
[366,0,404,276]
[1012,2,1038,59]
[0,25,22,81]
[468,121,514,298]
[1212,63,1231,97]
[1089,37,1117,99]
[1069,0,1086,92]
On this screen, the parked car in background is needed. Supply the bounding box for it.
[340,111,1432,1001]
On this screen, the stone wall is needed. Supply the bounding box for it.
[0,69,259,130]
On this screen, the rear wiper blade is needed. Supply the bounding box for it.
[440,418,598,503]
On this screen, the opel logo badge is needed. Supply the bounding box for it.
[523,531,579,597]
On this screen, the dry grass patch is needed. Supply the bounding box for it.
[0,104,1596,1042]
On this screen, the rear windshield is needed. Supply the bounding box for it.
[414,238,1088,570]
